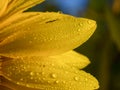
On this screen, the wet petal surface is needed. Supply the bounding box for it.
[1,52,99,90]
[0,0,8,17]
[0,12,96,57]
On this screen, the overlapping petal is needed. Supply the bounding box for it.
[0,0,8,17]
[0,0,44,17]
[51,51,90,69]
[1,51,99,90]
[0,12,96,57]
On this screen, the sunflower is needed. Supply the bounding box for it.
[0,0,99,90]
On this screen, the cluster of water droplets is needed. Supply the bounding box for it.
[0,10,98,89]
[0,55,99,90]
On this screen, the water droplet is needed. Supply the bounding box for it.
[51,64,54,66]
[27,27,30,30]
[29,40,32,44]
[51,73,57,78]
[34,37,37,40]
[30,77,34,80]
[7,74,10,77]
[35,79,38,82]
[41,72,45,75]
[49,38,53,41]
[78,29,81,32]
[42,78,45,80]
[55,80,59,84]
[20,78,23,81]
[85,78,88,81]
[26,84,30,87]
[79,23,83,26]
[62,81,66,84]
[57,11,63,14]
[87,20,92,24]
[23,66,26,70]
[36,72,40,75]
[65,71,68,74]
[17,82,20,85]
[30,72,34,76]
[74,77,79,81]
[47,80,51,84]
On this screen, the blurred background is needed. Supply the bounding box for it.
[28,0,120,90]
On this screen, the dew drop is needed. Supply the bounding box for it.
[16,82,20,85]
[55,80,59,84]
[30,72,34,76]
[79,82,82,84]
[26,84,30,87]
[6,74,10,77]
[57,11,63,14]
[42,78,45,80]
[65,71,68,74]
[51,73,57,78]
[69,86,72,90]
[79,23,83,26]
[30,77,34,80]
[85,78,88,81]
[51,64,54,66]
[36,72,40,75]
[34,36,37,40]
[41,72,45,75]
[87,20,92,24]
[38,77,41,80]
[20,78,23,81]
[23,66,26,70]
[47,80,51,84]
[29,40,32,44]
[74,77,79,81]
[78,29,81,32]
[27,27,30,30]
[35,79,38,82]
[62,81,66,84]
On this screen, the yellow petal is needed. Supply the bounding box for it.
[0,0,8,17]
[3,0,44,17]
[0,12,97,57]
[51,50,90,69]
[0,12,40,31]
[1,56,99,90]
[0,78,40,90]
